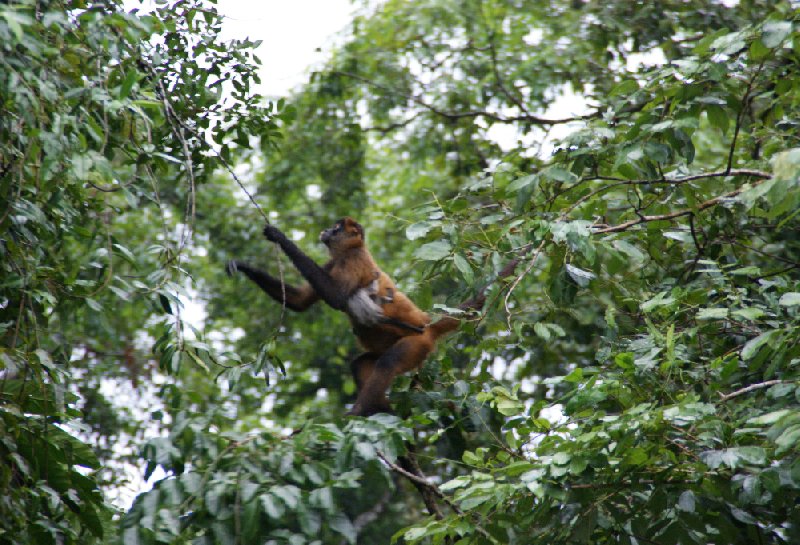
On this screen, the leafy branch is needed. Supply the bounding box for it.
[377,451,499,544]
[592,176,772,234]
[332,70,598,126]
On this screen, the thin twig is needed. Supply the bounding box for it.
[86,211,114,297]
[592,177,770,234]
[726,61,765,175]
[487,32,531,117]
[570,478,696,490]
[592,169,772,186]
[377,450,499,544]
[140,57,269,224]
[504,238,548,325]
[333,70,596,126]
[362,112,422,133]
[381,451,443,519]
[720,380,789,401]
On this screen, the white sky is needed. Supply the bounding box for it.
[126,0,355,96]
[217,0,355,97]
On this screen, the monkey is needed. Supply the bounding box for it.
[226,217,459,416]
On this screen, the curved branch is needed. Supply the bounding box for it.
[592,177,771,234]
[720,380,790,401]
[377,450,499,544]
[592,169,772,186]
[333,70,597,126]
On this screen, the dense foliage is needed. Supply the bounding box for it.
[2,0,800,544]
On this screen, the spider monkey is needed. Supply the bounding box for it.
[226,217,459,416]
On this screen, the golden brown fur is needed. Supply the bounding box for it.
[228,217,458,415]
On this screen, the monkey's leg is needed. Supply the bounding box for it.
[349,336,433,417]
[350,353,379,392]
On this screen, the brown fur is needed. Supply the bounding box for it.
[228,217,458,415]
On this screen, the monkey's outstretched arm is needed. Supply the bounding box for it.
[262,224,349,311]
[226,260,319,311]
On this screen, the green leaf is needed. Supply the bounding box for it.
[565,264,595,288]
[440,476,470,492]
[778,292,800,306]
[414,240,451,260]
[732,308,764,321]
[406,221,436,240]
[705,104,729,133]
[771,148,800,181]
[610,79,639,96]
[741,330,778,360]
[697,307,728,320]
[762,21,792,48]
[677,491,696,513]
[749,38,770,60]
[260,494,285,519]
[623,447,648,466]
[553,451,571,465]
[186,349,210,372]
[507,174,538,192]
[701,447,766,469]
[533,322,551,341]
[775,424,800,452]
[330,513,356,544]
[453,254,473,283]
[543,166,577,183]
[119,69,139,99]
[730,506,758,525]
[564,367,584,383]
[641,291,676,312]
[271,485,300,509]
[1,11,26,41]
[614,353,634,370]
[746,409,792,426]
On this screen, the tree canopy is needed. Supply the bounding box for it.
[2,1,800,544]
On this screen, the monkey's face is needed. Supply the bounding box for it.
[320,217,364,252]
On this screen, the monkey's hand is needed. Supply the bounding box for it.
[226,260,244,276]
[262,223,286,243]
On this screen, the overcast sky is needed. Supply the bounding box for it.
[216,0,356,97]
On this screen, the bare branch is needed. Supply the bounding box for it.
[377,451,499,544]
[333,70,597,126]
[487,32,531,118]
[362,112,422,133]
[726,61,766,175]
[720,380,790,401]
[570,478,696,490]
[592,169,772,186]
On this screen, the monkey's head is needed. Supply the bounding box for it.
[320,217,365,252]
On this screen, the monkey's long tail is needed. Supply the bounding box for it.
[425,291,485,342]
[426,316,460,341]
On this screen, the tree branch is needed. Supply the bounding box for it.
[379,450,444,519]
[726,61,765,175]
[720,380,790,401]
[592,169,772,185]
[378,450,499,544]
[333,70,596,126]
[487,32,531,118]
[592,177,771,234]
[362,112,422,133]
